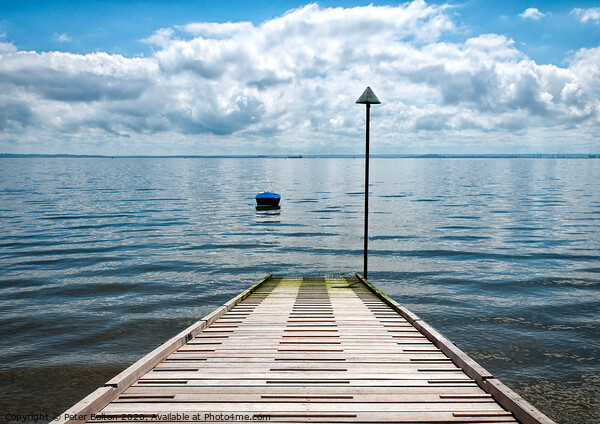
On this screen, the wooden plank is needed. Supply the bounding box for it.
[132,378,478,387]
[154,363,458,371]
[117,396,484,404]
[54,388,115,424]
[142,371,471,379]
[123,385,489,395]
[87,412,518,423]
[112,393,496,403]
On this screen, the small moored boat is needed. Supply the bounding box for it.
[255,191,281,206]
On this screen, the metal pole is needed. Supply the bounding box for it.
[356,86,379,280]
[364,104,370,279]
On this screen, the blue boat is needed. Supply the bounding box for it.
[256,191,281,206]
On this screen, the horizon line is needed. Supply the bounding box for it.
[1,153,599,159]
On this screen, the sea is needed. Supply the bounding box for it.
[0,157,598,424]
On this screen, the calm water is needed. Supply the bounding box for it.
[0,157,598,423]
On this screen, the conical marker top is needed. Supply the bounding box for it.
[356,86,381,104]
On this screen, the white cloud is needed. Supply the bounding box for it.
[141,28,174,48]
[0,41,17,53]
[519,8,546,20]
[570,46,600,100]
[0,1,598,154]
[571,7,600,24]
[54,32,72,42]
[177,21,255,38]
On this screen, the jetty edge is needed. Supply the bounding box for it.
[356,274,555,424]
[54,273,272,424]
[54,274,556,424]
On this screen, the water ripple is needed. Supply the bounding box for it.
[0,157,598,424]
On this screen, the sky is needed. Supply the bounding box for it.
[0,0,599,155]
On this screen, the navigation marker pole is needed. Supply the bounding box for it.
[356,87,381,280]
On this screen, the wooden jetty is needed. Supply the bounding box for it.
[57,275,555,424]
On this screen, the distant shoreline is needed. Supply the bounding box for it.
[1,153,598,159]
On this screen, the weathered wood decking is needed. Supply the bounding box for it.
[58,275,555,424]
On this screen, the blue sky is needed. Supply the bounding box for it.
[3,1,599,63]
[1,1,599,154]
[3,1,598,62]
